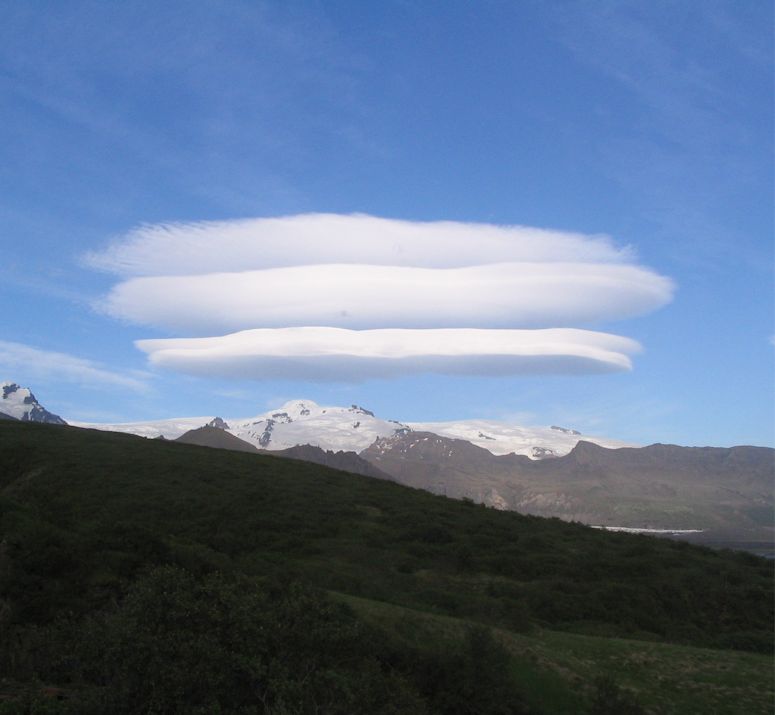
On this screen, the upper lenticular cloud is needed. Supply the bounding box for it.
[136,327,640,381]
[104,262,673,333]
[85,213,633,276]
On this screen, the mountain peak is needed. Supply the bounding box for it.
[277,399,320,417]
[176,425,258,453]
[2,382,28,399]
[207,417,230,430]
[0,382,67,425]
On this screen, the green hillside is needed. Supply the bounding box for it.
[0,422,772,713]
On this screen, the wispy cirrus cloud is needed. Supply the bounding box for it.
[88,213,672,381]
[0,340,151,392]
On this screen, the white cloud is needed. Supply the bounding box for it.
[0,340,150,392]
[85,213,634,276]
[86,213,673,382]
[136,327,641,381]
[102,262,673,333]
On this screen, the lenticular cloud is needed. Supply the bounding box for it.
[88,213,674,380]
[136,328,640,381]
[86,213,632,276]
[105,263,671,333]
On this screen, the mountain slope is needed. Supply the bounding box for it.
[0,420,771,655]
[269,443,394,480]
[361,433,774,536]
[1,424,772,713]
[174,425,393,479]
[175,425,259,453]
[26,386,773,541]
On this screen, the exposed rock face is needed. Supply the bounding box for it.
[207,417,230,430]
[257,419,276,448]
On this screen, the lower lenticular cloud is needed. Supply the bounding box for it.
[136,328,641,381]
[104,262,672,333]
[87,213,674,381]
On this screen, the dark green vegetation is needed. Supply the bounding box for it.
[0,422,772,713]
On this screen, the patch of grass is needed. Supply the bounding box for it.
[336,592,775,715]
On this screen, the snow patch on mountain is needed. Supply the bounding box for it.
[72,415,215,439]
[229,400,408,452]
[405,419,632,457]
[207,417,230,430]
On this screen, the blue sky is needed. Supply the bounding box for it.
[1,0,772,448]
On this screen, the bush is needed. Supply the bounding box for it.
[589,676,645,715]
[399,626,532,715]
[33,566,426,714]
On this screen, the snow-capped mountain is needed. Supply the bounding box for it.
[73,397,626,458]
[0,383,67,424]
[228,400,410,452]
[405,419,630,458]
[74,400,410,453]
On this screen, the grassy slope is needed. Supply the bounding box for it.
[338,593,773,715]
[0,422,773,711]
